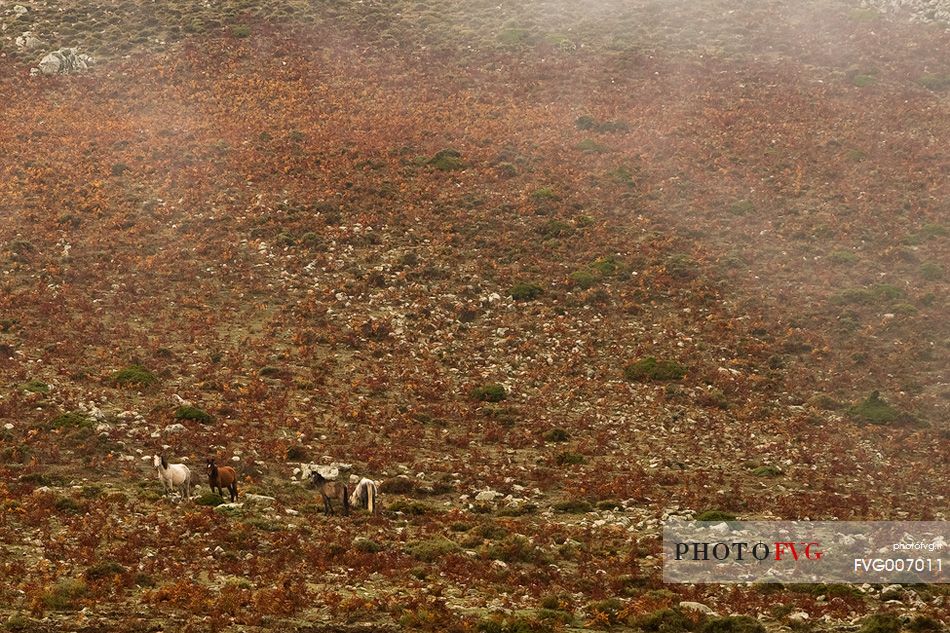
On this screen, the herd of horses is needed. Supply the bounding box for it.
[152,454,379,515]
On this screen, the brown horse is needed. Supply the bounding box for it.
[207,457,238,502]
[308,471,349,516]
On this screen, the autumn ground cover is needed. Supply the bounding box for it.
[0,0,947,631]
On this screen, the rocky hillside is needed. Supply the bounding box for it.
[0,0,947,631]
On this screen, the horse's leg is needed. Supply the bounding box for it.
[342,486,350,516]
[322,493,332,516]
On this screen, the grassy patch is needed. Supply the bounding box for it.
[750,465,783,477]
[49,412,93,430]
[577,138,607,153]
[555,451,585,466]
[831,283,903,305]
[174,405,212,423]
[231,24,251,37]
[510,281,543,301]
[427,148,465,171]
[575,115,629,133]
[41,578,87,611]
[406,536,460,561]
[543,427,569,442]
[858,614,901,633]
[624,357,687,382]
[695,510,737,521]
[195,492,226,506]
[484,534,549,564]
[22,380,49,394]
[109,364,157,387]
[472,383,508,403]
[918,74,950,91]
[553,499,593,514]
[701,616,765,633]
[848,390,899,424]
[84,561,127,580]
[637,607,703,633]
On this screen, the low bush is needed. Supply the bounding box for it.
[553,499,593,514]
[472,383,507,403]
[624,357,687,381]
[406,536,460,561]
[858,614,901,633]
[511,282,543,301]
[174,405,212,423]
[110,364,157,387]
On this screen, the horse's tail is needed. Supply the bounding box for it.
[368,482,376,514]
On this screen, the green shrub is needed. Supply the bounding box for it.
[379,477,416,494]
[569,269,598,289]
[577,139,607,153]
[538,219,573,240]
[848,391,899,424]
[406,536,460,561]
[587,598,626,624]
[49,412,93,430]
[829,250,859,264]
[919,74,950,91]
[575,115,629,133]
[832,284,903,305]
[851,74,876,87]
[110,364,157,387]
[286,445,309,461]
[231,24,251,37]
[858,614,901,633]
[591,255,620,276]
[353,537,384,553]
[907,615,944,633]
[428,148,465,171]
[484,534,548,564]
[624,357,687,381]
[84,561,127,580]
[665,254,699,279]
[729,200,754,216]
[174,405,212,423]
[54,496,85,514]
[22,380,49,394]
[42,578,87,611]
[529,187,559,203]
[695,510,737,521]
[751,465,783,477]
[638,607,702,633]
[388,500,432,515]
[543,428,569,442]
[472,383,507,403]
[555,451,585,466]
[553,499,593,514]
[701,616,764,633]
[510,282,543,301]
[920,262,943,280]
[195,492,225,507]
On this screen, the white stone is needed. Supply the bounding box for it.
[678,601,718,616]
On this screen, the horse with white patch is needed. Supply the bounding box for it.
[153,454,191,501]
[349,478,379,514]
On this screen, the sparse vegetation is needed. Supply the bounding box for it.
[109,365,157,387]
[624,357,687,382]
[472,383,508,403]
[174,405,212,423]
[510,281,543,301]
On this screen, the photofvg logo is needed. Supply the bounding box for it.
[663,521,948,584]
[674,540,823,562]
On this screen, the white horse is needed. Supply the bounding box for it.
[153,454,191,501]
[349,478,379,514]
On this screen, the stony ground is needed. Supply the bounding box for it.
[0,0,947,631]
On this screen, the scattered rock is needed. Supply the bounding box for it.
[15,32,43,50]
[164,423,186,433]
[789,611,810,623]
[243,494,276,507]
[880,584,904,600]
[679,601,718,616]
[34,48,94,76]
[475,489,501,502]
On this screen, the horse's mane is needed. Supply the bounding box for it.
[160,455,168,469]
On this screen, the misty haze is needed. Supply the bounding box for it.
[0,0,947,631]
